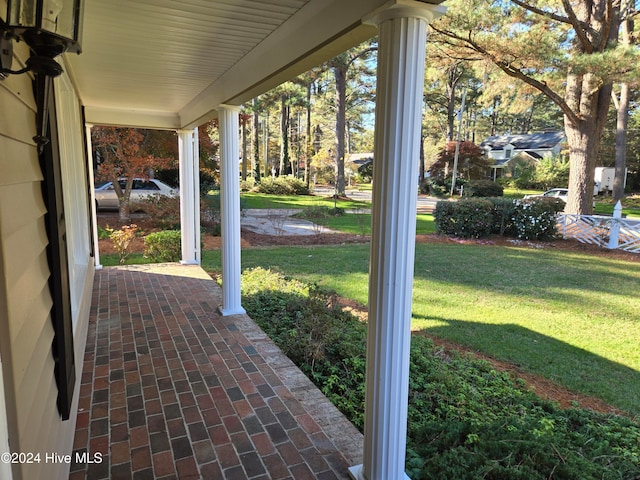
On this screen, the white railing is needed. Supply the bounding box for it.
[557,201,640,254]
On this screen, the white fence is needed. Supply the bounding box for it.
[557,201,640,254]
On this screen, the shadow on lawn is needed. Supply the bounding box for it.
[414,316,640,417]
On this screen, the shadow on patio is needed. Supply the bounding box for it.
[69,264,363,479]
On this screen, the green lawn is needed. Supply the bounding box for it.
[319,213,435,235]
[594,201,640,218]
[239,191,369,210]
[201,243,640,415]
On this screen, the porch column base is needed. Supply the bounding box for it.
[348,465,410,480]
[218,306,247,317]
[179,260,199,266]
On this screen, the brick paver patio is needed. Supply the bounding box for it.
[70,264,363,479]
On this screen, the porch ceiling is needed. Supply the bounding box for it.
[65,0,392,130]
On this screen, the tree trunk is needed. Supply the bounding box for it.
[419,135,425,185]
[334,65,347,196]
[490,96,499,136]
[241,116,248,181]
[613,82,629,201]
[118,200,131,224]
[305,82,312,187]
[613,5,632,202]
[564,73,612,214]
[252,103,261,182]
[279,96,290,176]
[113,176,134,224]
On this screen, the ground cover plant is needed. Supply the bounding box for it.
[202,243,640,415]
[240,267,640,480]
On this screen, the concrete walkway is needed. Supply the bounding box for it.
[241,210,338,236]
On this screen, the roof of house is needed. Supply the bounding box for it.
[348,153,374,165]
[480,131,565,151]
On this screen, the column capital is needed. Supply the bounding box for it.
[364,0,446,27]
[217,104,242,114]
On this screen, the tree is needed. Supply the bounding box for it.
[272,82,307,176]
[611,0,636,201]
[428,141,490,180]
[251,98,262,182]
[431,0,639,213]
[93,127,175,223]
[329,42,376,196]
[240,111,252,181]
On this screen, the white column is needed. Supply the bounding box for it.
[350,3,445,480]
[84,123,102,270]
[218,105,246,316]
[179,128,201,265]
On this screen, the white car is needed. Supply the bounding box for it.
[524,188,568,202]
[95,178,178,210]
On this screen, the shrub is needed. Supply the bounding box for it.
[201,193,221,236]
[144,230,181,262]
[357,162,374,183]
[240,177,256,192]
[108,224,138,264]
[136,195,181,230]
[420,179,447,197]
[463,180,504,197]
[298,205,346,220]
[512,197,564,240]
[256,176,310,195]
[97,225,111,240]
[434,198,494,238]
[487,197,517,236]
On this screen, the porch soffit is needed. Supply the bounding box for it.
[65,0,397,130]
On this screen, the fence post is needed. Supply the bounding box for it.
[607,200,622,249]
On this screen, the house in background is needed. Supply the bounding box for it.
[480,131,566,180]
[0,1,446,479]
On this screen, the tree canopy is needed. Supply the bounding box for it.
[430,0,639,213]
[93,127,176,223]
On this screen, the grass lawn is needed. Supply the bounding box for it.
[201,243,640,416]
[319,213,435,235]
[239,191,369,210]
[594,201,640,218]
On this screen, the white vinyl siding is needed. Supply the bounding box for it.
[0,43,94,480]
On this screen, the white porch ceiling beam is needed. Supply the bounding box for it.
[83,106,181,130]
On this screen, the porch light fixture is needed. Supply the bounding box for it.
[1,0,84,145]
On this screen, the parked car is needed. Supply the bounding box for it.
[524,188,568,202]
[95,178,178,210]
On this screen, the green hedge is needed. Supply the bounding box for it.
[463,180,504,197]
[255,176,309,195]
[144,230,181,262]
[512,197,565,240]
[435,197,565,240]
[434,198,494,238]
